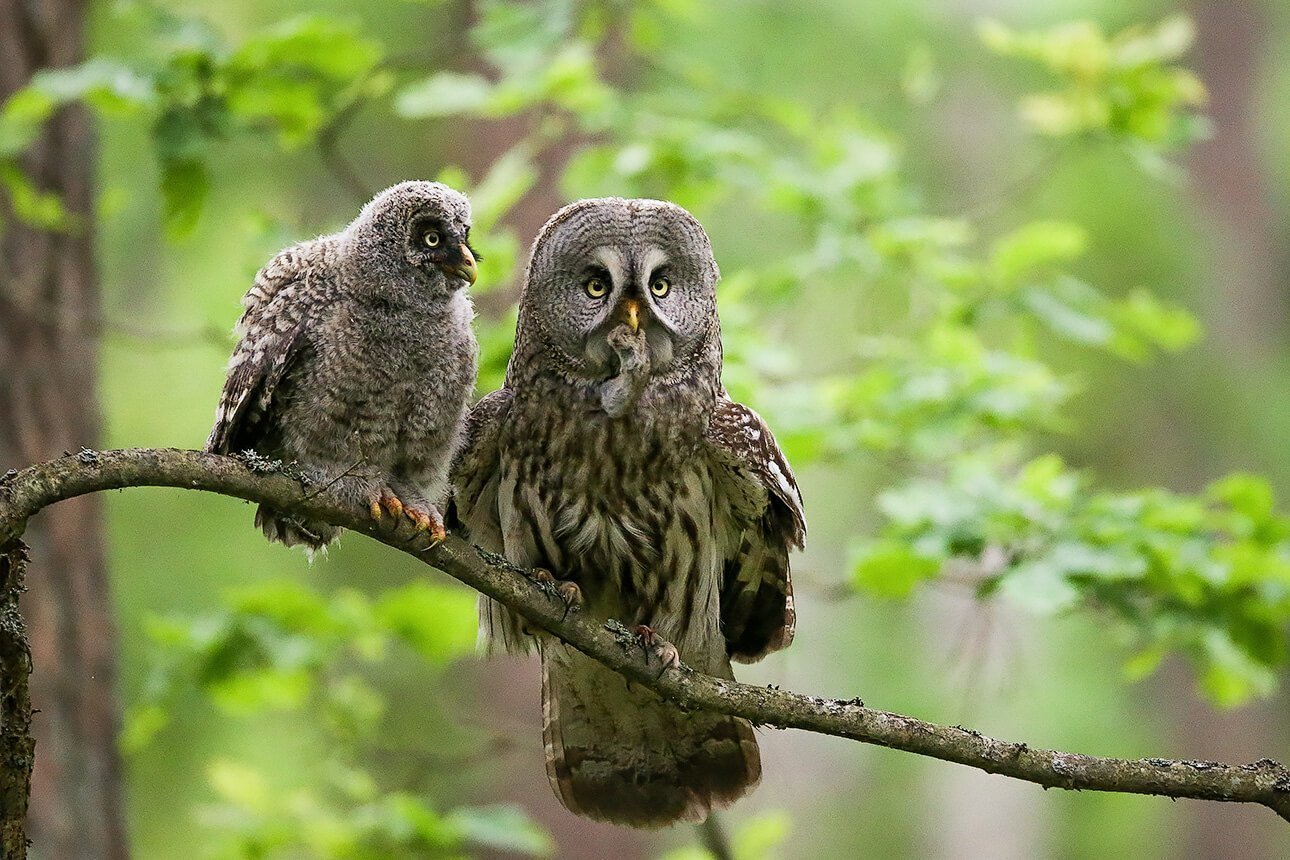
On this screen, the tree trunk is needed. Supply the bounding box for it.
[1176,2,1287,857]
[0,1,128,858]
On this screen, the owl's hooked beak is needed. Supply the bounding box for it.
[621,298,642,333]
[440,244,478,286]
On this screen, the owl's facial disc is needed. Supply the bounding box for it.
[578,245,680,375]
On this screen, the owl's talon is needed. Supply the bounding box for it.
[532,568,582,618]
[633,625,681,672]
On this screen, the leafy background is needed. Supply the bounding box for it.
[4,0,1289,856]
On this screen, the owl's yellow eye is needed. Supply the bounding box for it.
[423,229,441,248]
[650,277,671,298]
[584,278,608,298]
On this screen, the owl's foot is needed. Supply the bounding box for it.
[633,625,682,673]
[532,568,582,618]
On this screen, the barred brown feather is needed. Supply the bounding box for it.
[451,198,805,827]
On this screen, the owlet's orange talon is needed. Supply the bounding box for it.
[403,501,446,547]
[405,506,432,532]
[380,488,404,519]
[368,487,406,524]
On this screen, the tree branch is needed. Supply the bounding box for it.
[1,447,1288,824]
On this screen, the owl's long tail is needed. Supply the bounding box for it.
[254,504,337,552]
[541,642,761,828]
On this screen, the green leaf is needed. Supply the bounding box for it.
[374,582,476,662]
[395,72,495,118]
[1110,288,1199,356]
[997,556,1081,613]
[121,704,170,753]
[207,759,272,812]
[447,805,553,857]
[1114,16,1195,67]
[231,16,382,82]
[209,666,312,714]
[990,221,1087,285]
[852,541,940,598]
[0,163,71,229]
[159,155,209,238]
[467,144,538,231]
[1198,628,1277,707]
[734,810,793,859]
[902,45,941,104]
[1210,474,1276,524]
[1022,284,1113,347]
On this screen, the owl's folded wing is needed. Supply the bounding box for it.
[449,388,531,654]
[707,396,806,662]
[205,244,320,455]
[449,386,513,528]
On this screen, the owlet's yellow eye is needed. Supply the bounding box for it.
[423,229,441,248]
[585,278,608,298]
[650,277,671,298]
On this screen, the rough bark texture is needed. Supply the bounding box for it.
[0,1,128,857]
[0,541,34,859]
[1,447,1288,832]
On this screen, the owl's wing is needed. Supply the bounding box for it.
[449,386,513,531]
[205,243,322,455]
[707,395,806,662]
[449,388,531,654]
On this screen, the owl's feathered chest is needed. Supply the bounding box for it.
[502,370,711,497]
[497,378,738,628]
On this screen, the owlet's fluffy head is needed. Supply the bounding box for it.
[340,180,480,300]
[513,198,720,414]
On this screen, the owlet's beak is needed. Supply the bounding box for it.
[441,243,478,286]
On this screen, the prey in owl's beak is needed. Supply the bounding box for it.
[598,296,651,417]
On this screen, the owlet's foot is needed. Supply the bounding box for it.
[366,486,447,545]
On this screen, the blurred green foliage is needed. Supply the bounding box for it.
[4,0,1288,855]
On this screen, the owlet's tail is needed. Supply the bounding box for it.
[541,644,761,828]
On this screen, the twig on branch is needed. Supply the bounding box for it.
[1,448,1289,824]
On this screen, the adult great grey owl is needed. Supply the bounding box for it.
[206,180,480,551]
[452,198,805,827]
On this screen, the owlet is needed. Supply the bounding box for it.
[207,181,480,551]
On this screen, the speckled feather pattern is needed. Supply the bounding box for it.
[451,198,805,827]
[207,181,479,549]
